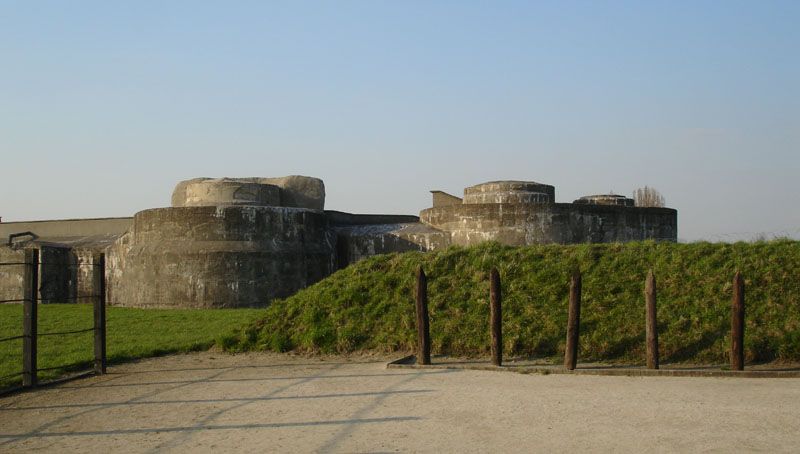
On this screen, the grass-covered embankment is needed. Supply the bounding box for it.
[220,240,800,365]
[0,305,263,388]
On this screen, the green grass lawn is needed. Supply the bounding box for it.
[0,305,264,389]
[220,240,800,365]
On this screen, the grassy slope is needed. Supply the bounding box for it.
[221,240,800,364]
[0,305,263,388]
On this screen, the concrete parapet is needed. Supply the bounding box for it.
[172,175,325,210]
[261,175,326,210]
[574,194,635,207]
[463,181,555,205]
[183,180,281,207]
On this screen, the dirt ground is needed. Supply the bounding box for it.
[1,352,799,453]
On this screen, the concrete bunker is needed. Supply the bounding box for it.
[0,177,677,308]
[419,180,676,246]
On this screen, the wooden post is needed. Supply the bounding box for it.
[731,271,745,371]
[22,248,39,388]
[94,254,107,375]
[645,270,659,369]
[490,268,502,367]
[414,266,431,365]
[564,270,581,370]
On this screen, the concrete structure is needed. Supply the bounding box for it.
[419,181,675,245]
[0,177,676,308]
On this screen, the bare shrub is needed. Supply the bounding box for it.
[633,186,665,207]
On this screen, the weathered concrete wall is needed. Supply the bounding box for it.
[261,176,326,210]
[327,211,448,267]
[183,180,281,207]
[172,176,325,210]
[333,223,450,267]
[420,203,677,245]
[463,181,555,205]
[38,245,73,303]
[0,247,25,304]
[107,206,335,308]
[325,211,420,226]
[0,218,132,243]
[74,249,103,304]
[430,191,463,207]
[0,244,78,304]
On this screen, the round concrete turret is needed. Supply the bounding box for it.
[172,175,326,210]
[183,179,281,207]
[463,181,555,205]
[106,205,335,308]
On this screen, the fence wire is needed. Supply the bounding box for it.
[0,299,27,304]
[0,261,101,267]
[39,327,94,337]
[31,262,102,268]
[37,364,92,373]
[1,255,106,394]
[39,295,103,303]
[0,335,25,343]
[1,259,102,304]
[0,371,22,381]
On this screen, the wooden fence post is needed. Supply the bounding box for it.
[731,271,745,371]
[94,254,107,375]
[415,266,431,365]
[490,268,502,367]
[645,270,659,369]
[564,270,581,370]
[22,248,39,388]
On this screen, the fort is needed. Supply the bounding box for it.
[0,176,677,308]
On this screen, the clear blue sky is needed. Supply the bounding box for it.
[1,1,798,241]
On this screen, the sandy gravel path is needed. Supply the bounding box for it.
[0,352,798,453]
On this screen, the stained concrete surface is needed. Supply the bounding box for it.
[0,352,798,453]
